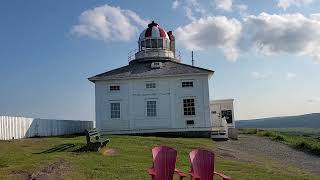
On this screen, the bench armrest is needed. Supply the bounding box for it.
[189,172,200,180]
[148,168,156,177]
[175,168,186,179]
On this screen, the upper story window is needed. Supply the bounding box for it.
[183,98,195,116]
[182,81,193,87]
[110,102,120,119]
[110,85,120,91]
[146,82,156,89]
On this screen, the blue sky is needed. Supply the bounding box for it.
[0,0,319,120]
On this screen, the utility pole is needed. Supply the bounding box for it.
[191,51,194,66]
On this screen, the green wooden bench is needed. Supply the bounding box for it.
[85,129,110,151]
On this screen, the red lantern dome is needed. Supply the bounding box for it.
[139,21,169,40]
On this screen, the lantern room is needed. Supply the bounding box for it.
[133,21,177,61]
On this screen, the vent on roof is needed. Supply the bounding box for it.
[151,62,163,69]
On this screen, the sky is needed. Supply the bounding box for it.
[0,0,319,121]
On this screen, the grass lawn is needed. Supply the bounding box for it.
[0,135,318,180]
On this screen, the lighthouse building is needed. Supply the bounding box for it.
[89,21,219,136]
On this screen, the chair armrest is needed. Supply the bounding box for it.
[214,171,231,180]
[189,172,200,180]
[175,168,187,177]
[148,168,156,176]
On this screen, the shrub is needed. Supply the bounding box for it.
[240,128,258,134]
[272,135,285,141]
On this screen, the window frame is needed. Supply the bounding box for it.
[145,82,156,89]
[146,99,157,117]
[181,81,194,88]
[110,102,121,119]
[183,98,195,116]
[109,85,120,91]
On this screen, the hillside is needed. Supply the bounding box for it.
[236,113,320,128]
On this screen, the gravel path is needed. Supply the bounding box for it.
[213,135,320,176]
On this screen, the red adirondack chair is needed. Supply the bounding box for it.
[189,149,231,180]
[148,146,186,180]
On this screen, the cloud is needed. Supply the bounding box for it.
[277,0,313,10]
[175,16,242,61]
[251,72,271,80]
[172,0,180,9]
[215,0,233,12]
[307,97,320,103]
[174,0,207,21]
[71,4,148,42]
[243,13,320,63]
[237,4,248,16]
[286,72,297,79]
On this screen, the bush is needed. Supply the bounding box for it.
[272,135,285,141]
[240,128,258,134]
[294,140,320,155]
[259,131,272,137]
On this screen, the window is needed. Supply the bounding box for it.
[146,82,156,89]
[110,103,120,119]
[157,39,163,48]
[186,120,194,125]
[182,81,193,87]
[146,39,151,48]
[147,101,157,117]
[221,110,233,124]
[110,85,120,91]
[151,39,157,48]
[183,98,195,116]
[141,40,145,50]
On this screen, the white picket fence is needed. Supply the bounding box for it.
[0,116,93,140]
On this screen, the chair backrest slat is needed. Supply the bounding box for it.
[189,149,215,180]
[152,146,177,180]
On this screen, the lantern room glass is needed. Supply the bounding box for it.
[139,38,170,51]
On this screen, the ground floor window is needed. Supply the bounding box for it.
[146,100,157,117]
[183,98,195,116]
[110,102,120,119]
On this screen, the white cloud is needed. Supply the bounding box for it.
[175,0,207,21]
[175,16,242,61]
[244,13,320,63]
[71,4,148,42]
[215,0,233,12]
[172,0,180,9]
[251,72,271,80]
[286,72,297,79]
[307,97,320,103]
[237,4,248,16]
[277,0,313,10]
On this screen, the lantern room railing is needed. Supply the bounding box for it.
[128,49,181,62]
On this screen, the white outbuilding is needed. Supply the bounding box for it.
[89,21,234,138]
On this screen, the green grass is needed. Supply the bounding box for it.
[0,135,318,179]
[240,128,320,155]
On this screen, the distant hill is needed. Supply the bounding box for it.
[236,113,320,128]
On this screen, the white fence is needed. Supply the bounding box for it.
[0,116,93,140]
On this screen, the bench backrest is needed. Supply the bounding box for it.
[85,129,101,143]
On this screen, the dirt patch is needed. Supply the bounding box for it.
[215,135,320,175]
[9,170,32,180]
[30,159,69,180]
[9,159,70,180]
[101,148,118,156]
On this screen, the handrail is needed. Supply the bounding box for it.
[128,49,181,62]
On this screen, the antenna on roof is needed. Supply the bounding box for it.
[191,51,194,66]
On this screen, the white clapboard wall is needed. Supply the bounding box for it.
[0,116,93,140]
